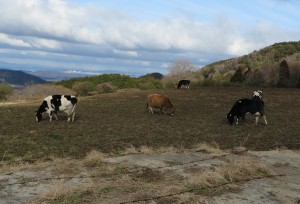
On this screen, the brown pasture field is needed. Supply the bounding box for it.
[0,87,299,162]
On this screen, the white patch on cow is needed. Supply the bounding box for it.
[253,90,263,99]
[239,101,241,103]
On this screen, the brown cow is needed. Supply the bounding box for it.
[146,94,175,116]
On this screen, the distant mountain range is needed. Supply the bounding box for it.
[0,69,46,87]
[0,68,164,88]
[30,69,144,81]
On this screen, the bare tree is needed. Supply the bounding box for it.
[168,59,195,79]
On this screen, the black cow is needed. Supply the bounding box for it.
[35,95,77,122]
[227,98,267,126]
[175,80,190,89]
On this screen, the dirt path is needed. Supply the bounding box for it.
[0,150,299,204]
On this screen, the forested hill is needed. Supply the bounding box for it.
[0,69,46,86]
[201,41,300,75]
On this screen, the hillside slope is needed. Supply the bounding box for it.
[0,69,46,86]
[201,41,300,76]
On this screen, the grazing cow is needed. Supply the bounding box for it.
[227,98,267,126]
[146,94,175,116]
[174,80,190,89]
[35,95,77,122]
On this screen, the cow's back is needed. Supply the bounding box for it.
[147,94,171,108]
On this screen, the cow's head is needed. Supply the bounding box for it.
[173,83,178,89]
[166,107,176,116]
[35,111,43,122]
[227,113,234,125]
[253,90,263,100]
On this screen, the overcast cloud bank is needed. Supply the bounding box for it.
[0,0,299,75]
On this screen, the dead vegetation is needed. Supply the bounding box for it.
[1,145,274,204]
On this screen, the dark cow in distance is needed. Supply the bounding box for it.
[35,95,77,122]
[146,94,175,116]
[227,98,267,126]
[174,80,190,89]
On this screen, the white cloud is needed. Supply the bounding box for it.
[0,0,299,74]
[0,33,31,47]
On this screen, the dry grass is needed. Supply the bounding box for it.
[0,157,71,173]
[187,155,270,189]
[2,143,276,204]
[194,142,224,155]
[84,150,107,167]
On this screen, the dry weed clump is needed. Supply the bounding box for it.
[84,150,107,167]
[194,142,224,155]
[139,146,155,154]
[123,145,139,155]
[187,155,270,190]
[40,180,95,203]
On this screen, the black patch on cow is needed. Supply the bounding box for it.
[36,100,48,122]
[50,95,62,111]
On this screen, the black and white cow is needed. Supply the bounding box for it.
[35,95,77,122]
[227,98,267,126]
[175,80,190,89]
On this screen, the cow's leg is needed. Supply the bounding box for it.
[53,111,58,120]
[255,116,259,126]
[49,112,53,122]
[148,106,154,114]
[236,117,239,125]
[255,112,261,126]
[263,116,267,125]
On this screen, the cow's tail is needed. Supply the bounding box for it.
[71,103,77,115]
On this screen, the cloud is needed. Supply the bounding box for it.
[0,0,299,74]
[0,33,31,47]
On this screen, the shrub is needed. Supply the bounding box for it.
[8,84,75,100]
[96,82,116,94]
[277,60,290,87]
[0,84,13,100]
[138,77,163,90]
[72,81,94,96]
[230,67,245,83]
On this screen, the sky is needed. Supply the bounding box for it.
[0,0,300,76]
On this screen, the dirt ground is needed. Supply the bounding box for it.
[1,149,299,204]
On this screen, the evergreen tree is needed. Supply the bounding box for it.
[277,60,290,87]
[230,67,245,83]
